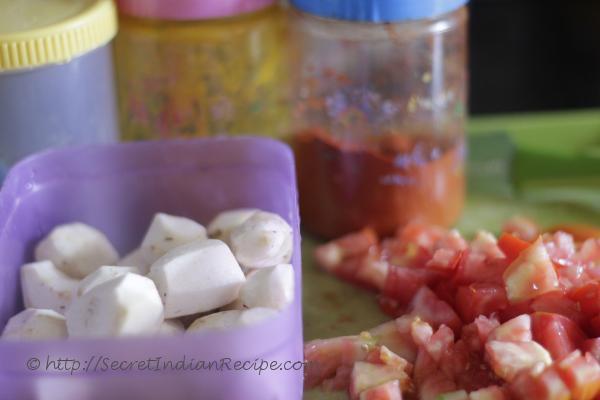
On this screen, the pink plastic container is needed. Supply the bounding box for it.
[0,137,303,400]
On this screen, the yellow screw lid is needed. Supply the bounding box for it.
[0,0,118,71]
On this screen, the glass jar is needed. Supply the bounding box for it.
[290,0,468,239]
[115,0,289,140]
[0,0,119,180]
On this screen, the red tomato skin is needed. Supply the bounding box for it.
[455,283,508,323]
[498,233,531,264]
[532,290,586,327]
[531,312,588,361]
[453,252,507,286]
[409,287,462,334]
[569,282,600,318]
[591,316,600,337]
[381,265,444,309]
[498,300,534,323]
[434,280,458,309]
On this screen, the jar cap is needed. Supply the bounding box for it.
[0,0,117,71]
[117,0,276,21]
[290,0,468,22]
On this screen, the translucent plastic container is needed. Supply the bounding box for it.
[115,0,289,140]
[290,0,468,239]
[0,0,119,180]
[0,138,303,400]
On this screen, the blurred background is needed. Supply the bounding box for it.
[470,0,600,114]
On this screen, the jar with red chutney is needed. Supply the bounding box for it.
[289,0,468,239]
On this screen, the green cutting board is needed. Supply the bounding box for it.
[304,109,600,399]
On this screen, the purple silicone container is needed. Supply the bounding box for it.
[0,137,303,400]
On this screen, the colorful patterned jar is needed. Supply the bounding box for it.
[115,0,288,140]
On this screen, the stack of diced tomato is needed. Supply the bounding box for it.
[307,218,600,399]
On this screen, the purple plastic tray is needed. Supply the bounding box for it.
[0,137,303,400]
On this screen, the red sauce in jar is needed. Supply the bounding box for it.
[293,128,465,239]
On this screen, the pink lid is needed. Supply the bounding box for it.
[117,0,276,20]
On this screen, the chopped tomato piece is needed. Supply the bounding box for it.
[369,319,417,363]
[556,350,600,400]
[409,287,462,333]
[488,314,532,342]
[485,340,552,382]
[570,282,600,318]
[365,345,412,373]
[426,248,463,271]
[453,253,507,286]
[498,300,534,322]
[418,371,457,400]
[470,230,506,260]
[502,216,540,242]
[322,364,354,391]
[420,324,454,363]
[462,316,501,352]
[548,223,600,242]
[413,346,438,386]
[382,265,444,309]
[510,364,570,400]
[531,312,587,361]
[355,253,390,291]
[498,233,531,264]
[455,283,508,323]
[358,379,403,400]
[503,237,560,303]
[443,339,502,392]
[395,222,446,253]
[349,361,410,399]
[543,231,576,266]
[531,290,585,326]
[410,318,433,349]
[575,238,600,265]
[315,227,379,271]
[434,280,459,308]
[304,334,375,389]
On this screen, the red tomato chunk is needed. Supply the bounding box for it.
[309,219,600,399]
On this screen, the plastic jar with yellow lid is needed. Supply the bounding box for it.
[115,0,288,140]
[0,0,119,179]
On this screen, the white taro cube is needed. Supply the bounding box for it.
[118,248,152,275]
[230,211,293,269]
[77,266,141,296]
[2,309,67,340]
[65,273,163,337]
[187,308,278,333]
[20,261,79,314]
[239,264,294,310]
[148,239,246,318]
[34,223,118,279]
[158,319,185,335]
[207,209,258,242]
[140,213,207,263]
